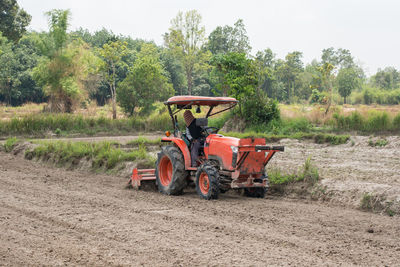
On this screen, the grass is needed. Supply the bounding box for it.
[368,138,388,147]
[1,103,399,141]
[4,137,19,152]
[25,140,155,170]
[269,157,319,186]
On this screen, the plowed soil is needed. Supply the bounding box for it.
[1,150,399,266]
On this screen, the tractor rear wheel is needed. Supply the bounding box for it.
[244,176,268,198]
[195,163,219,200]
[156,146,188,195]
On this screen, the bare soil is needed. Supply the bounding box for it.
[270,136,400,213]
[1,146,400,266]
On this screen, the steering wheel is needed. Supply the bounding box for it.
[202,126,220,135]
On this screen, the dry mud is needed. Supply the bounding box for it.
[270,136,400,213]
[1,137,400,266]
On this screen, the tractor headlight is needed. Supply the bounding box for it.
[230,146,238,153]
[231,146,238,168]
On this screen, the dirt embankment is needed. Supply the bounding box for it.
[1,150,400,266]
[270,136,400,215]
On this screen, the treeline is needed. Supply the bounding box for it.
[1,1,400,118]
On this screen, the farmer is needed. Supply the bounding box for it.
[183,110,203,167]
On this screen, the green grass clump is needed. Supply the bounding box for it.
[269,157,319,186]
[368,138,388,147]
[26,140,155,170]
[4,137,19,152]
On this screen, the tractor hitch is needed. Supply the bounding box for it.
[127,168,156,189]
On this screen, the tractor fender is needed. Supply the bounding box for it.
[161,137,192,169]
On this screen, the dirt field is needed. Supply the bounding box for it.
[1,145,400,266]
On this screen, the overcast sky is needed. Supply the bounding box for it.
[19,0,400,75]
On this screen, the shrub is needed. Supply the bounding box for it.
[4,137,19,152]
[242,93,280,126]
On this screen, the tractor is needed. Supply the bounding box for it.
[128,96,284,200]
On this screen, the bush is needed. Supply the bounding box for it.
[242,93,280,125]
[4,137,19,152]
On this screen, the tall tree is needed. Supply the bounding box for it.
[208,19,251,55]
[337,68,359,104]
[98,40,128,119]
[33,9,97,113]
[164,10,210,95]
[275,51,303,101]
[0,0,31,43]
[117,43,173,116]
[321,47,354,69]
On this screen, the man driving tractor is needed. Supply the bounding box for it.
[183,110,203,167]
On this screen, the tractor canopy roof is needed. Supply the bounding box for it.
[165,96,238,106]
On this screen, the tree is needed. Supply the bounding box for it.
[321,47,354,69]
[33,9,97,113]
[318,62,335,113]
[0,0,31,43]
[337,68,359,104]
[98,40,128,119]
[371,67,400,90]
[0,33,19,105]
[208,19,251,55]
[275,51,303,101]
[210,52,257,109]
[0,32,45,106]
[117,44,173,116]
[164,10,211,95]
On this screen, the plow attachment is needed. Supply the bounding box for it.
[127,168,156,189]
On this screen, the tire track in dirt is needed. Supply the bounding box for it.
[1,151,399,266]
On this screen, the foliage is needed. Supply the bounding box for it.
[208,19,251,55]
[269,157,319,186]
[164,10,211,95]
[350,86,400,105]
[98,40,128,118]
[0,0,31,43]
[337,68,360,103]
[371,67,400,90]
[210,52,257,104]
[26,140,155,170]
[33,10,98,113]
[368,138,388,147]
[117,43,173,116]
[242,93,280,125]
[332,111,398,133]
[4,136,19,152]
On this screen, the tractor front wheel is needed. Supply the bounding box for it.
[156,146,188,195]
[195,163,219,200]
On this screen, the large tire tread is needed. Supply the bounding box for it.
[156,146,188,195]
[195,162,219,200]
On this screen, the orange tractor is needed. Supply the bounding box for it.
[128,96,284,200]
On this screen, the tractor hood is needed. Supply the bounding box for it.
[205,134,266,172]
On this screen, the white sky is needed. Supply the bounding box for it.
[19,0,400,75]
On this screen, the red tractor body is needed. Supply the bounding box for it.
[128,96,283,199]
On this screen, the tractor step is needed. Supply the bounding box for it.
[128,168,156,189]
